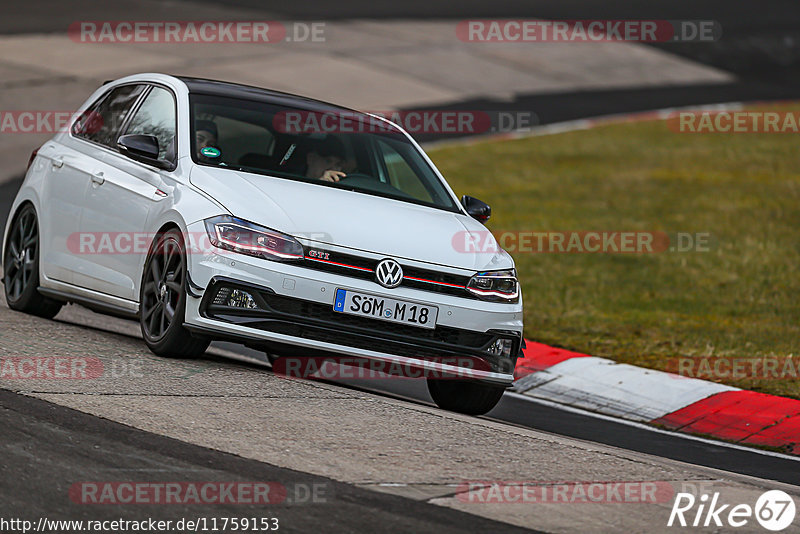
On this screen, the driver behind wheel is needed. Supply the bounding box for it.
[305,136,348,182]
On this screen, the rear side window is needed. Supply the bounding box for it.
[124,86,177,163]
[72,84,145,148]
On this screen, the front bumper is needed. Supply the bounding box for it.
[183,237,523,385]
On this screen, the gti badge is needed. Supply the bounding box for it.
[308,249,330,260]
[375,259,403,289]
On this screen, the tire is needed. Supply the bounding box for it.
[427,378,506,415]
[2,204,62,319]
[140,229,209,358]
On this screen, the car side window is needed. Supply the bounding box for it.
[72,84,146,149]
[124,86,178,163]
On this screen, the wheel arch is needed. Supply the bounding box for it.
[4,199,36,237]
[138,216,186,278]
[154,220,182,235]
[147,209,190,251]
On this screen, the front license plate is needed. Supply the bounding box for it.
[333,288,438,329]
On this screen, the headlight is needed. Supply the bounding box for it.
[466,269,519,302]
[204,216,304,261]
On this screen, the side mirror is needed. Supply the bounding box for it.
[461,195,491,223]
[118,134,169,169]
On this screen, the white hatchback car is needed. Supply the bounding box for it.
[2,73,522,414]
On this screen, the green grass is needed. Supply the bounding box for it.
[428,104,800,398]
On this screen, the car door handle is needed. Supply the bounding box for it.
[51,158,64,169]
[91,172,105,185]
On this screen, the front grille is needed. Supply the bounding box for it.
[263,292,492,347]
[247,321,487,366]
[300,247,475,299]
[200,278,519,374]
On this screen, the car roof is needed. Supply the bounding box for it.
[176,76,365,116]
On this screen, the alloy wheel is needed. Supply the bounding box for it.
[141,236,185,340]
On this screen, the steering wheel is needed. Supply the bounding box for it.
[335,173,378,188]
[335,173,413,199]
[336,172,373,182]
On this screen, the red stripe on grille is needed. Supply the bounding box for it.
[404,275,466,289]
[305,256,373,272]
[306,256,466,289]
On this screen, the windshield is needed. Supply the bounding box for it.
[189,94,459,211]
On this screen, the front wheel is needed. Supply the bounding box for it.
[140,229,209,358]
[427,378,506,415]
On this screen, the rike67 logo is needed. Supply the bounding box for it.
[669,490,796,531]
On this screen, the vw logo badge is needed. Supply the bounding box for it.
[375,259,403,289]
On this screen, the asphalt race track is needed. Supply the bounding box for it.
[2,2,800,532]
[2,299,800,533]
[4,1,800,136]
[1,390,539,534]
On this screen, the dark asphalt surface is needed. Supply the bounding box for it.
[0,389,537,533]
[4,1,798,142]
[329,374,800,487]
[218,344,800,488]
[4,1,800,101]
[218,0,800,96]
[408,81,800,143]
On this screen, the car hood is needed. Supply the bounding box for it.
[189,166,513,272]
